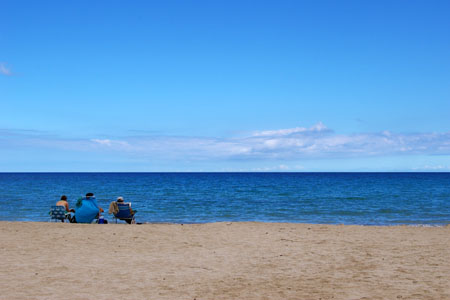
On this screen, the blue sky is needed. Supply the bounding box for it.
[1,0,449,171]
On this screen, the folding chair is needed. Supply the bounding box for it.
[49,206,70,222]
[113,203,136,224]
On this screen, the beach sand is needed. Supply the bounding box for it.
[0,222,449,300]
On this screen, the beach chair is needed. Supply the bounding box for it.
[113,203,136,224]
[49,205,69,222]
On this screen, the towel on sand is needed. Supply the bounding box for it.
[108,201,119,215]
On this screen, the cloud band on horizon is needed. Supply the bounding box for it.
[1,123,449,161]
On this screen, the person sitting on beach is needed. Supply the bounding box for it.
[74,193,105,223]
[56,195,75,213]
[108,196,136,224]
[56,195,75,222]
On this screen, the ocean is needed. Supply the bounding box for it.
[0,172,449,225]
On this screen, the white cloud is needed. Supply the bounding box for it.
[278,164,289,170]
[90,138,131,150]
[252,122,329,137]
[416,165,450,170]
[0,63,12,76]
[1,124,450,161]
[241,164,295,172]
[91,139,112,146]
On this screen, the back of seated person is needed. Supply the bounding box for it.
[56,195,75,213]
[115,196,135,224]
[55,195,75,222]
[74,192,104,223]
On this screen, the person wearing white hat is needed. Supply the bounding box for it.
[108,196,136,224]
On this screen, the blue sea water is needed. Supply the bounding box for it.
[0,172,449,225]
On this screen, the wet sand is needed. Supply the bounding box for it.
[0,221,449,299]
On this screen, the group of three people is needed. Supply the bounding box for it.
[56,193,135,223]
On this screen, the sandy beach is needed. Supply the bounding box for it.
[0,222,449,300]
